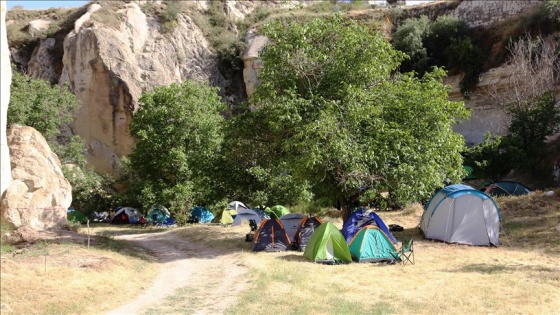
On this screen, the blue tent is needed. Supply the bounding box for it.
[190,206,215,223]
[341,208,397,245]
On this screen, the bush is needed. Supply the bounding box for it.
[392,15,484,96]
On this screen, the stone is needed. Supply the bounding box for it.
[0,125,72,230]
[27,38,58,84]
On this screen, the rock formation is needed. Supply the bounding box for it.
[0,125,72,230]
[1,1,12,197]
[59,2,224,175]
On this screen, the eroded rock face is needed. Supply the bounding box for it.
[0,125,72,230]
[1,1,12,197]
[27,38,58,84]
[60,2,224,175]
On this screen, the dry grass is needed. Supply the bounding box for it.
[1,189,558,314]
[0,232,158,315]
[192,193,558,315]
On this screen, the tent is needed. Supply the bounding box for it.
[111,207,143,224]
[420,184,501,246]
[147,206,171,224]
[279,213,306,243]
[67,209,88,224]
[266,205,290,219]
[212,208,238,225]
[228,201,248,211]
[232,208,270,226]
[253,219,292,252]
[341,208,397,245]
[294,216,322,251]
[303,222,352,264]
[348,226,398,263]
[190,206,215,223]
[481,181,531,197]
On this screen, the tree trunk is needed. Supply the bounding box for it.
[338,196,351,221]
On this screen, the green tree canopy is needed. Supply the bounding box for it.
[121,80,226,213]
[243,14,468,218]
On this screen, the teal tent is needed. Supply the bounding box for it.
[348,226,398,263]
[147,206,171,224]
[190,206,214,223]
[303,222,351,264]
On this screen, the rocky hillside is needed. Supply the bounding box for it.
[5,0,558,179]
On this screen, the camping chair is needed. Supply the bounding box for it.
[391,238,415,265]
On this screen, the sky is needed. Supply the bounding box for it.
[6,1,89,10]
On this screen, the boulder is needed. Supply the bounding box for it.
[27,38,58,85]
[0,125,72,230]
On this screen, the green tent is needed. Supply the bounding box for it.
[267,205,290,219]
[303,222,351,264]
[67,209,88,224]
[348,226,398,263]
[212,208,238,225]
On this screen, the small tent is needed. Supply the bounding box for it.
[279,213,306,243]
[212,208,238,225]
[232,208,269,226]
[420,184,501,246]
[67,209,88,224]
[253,219,292,252]
[147,206,171,224]
[228,201,248,211]
[341,208,397,245]
[348,226,398,263]
[266,205,290,219]
[303,222,352,264]
[111,207,143,224]
[294,216,322,251]
[481,181,531,197]
[190,206,215,223]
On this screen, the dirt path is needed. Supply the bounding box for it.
[107,229,249,315]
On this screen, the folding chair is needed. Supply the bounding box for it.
[399,238,414,265]
[391,238,415,265]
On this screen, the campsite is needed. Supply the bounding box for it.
[1,190,559,314]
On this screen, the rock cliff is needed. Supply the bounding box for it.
[1,1,12,197]
[8,0,558,177]
[1,125,72,230]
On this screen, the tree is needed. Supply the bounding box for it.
[121,80,226,214]
[8,70,84,165]
[8,70,114,215]
[244,14,468,219]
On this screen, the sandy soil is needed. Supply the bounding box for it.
[106,229,249,315]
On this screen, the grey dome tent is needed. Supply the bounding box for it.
[420,184,501,246]
[232,208,269,226]
[279,213,306,243]
[294,216,322,251]
[228,201,248,211]
[111,207,143,224]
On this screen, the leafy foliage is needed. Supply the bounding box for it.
[241,14,468,217]
[392,15,483,96]
[121,81,226,214]
[8,70,84,165]
[7,70,116,215]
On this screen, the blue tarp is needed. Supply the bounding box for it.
[341,208,398,245]
[190,206,215,223]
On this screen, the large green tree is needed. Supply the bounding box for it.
[244,14,468,218]
[122,80,226,214]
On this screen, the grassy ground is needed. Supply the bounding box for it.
[0,226,158,315]
[1,189,558,314]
